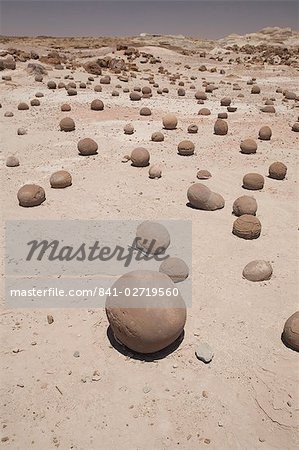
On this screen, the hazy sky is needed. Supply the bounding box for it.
[0,1,298,39]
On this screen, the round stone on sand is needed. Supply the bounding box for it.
[159,257,189,283]
[242,260,273,281]
[105,270,186,353]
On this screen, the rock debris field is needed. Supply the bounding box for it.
[0,29,298,449]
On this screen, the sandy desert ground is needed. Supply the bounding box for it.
[0,28,299,449]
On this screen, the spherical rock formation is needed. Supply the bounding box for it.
[4,111,14,117]
[159,257,189,283]
[17,102,29,110]
[17,184,45,207]
[105,270,186,354]
[149,164,162,179]
[268,162,287,180]
[77,138,98,156]
[259,126,272,140]
[91,99,104,111]
[35,74,43,82]
[218,112,228,119]
[162,114,178,130]
[220,97,231,106]
[47,81,56,89]
[61,103,71,112]
[178,140,195,156]
[198,108,211,116]
[291,122,299,132]
[67,88,77,96]
[214,119,228,135]
[188,124,198,134]
[124,123,134,135]
[233,195,257,216]
[282,312,299,352]
[17,127,27,136]
[177,88,185,96]
[94,85,102,92]
[130,91,141,101]
[260,105,276,113]
[136,221,170,255]
[187,183,225,211]
[195,91,207,100]
[242,260,273,282]
[196,170,211,180]
[240,139,257,154]
[50,170,72,188]
[251,85,261,94]
[59,117,75,132]
[140,107,151,116]
[6,155,20,167]
[243,173,264,190]
[232,214,261,240]
[130,147,150,167]
[151,131,164,142]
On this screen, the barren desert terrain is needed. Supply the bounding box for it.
[0,27,299,449]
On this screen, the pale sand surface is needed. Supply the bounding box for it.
[0,32,298,449]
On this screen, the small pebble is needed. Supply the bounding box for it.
[47,314,54,324]
[17,127,27,135]
[73,351,80,358]
[195,343,214,363]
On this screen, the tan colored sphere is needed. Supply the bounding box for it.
[198,108,211,116]
[159,257,189,283]
[124,123,134,135]
[214,119,228,135]
[61,103,71,112]
[197,170,211,180]
[30,98,40,106]
[130,91,141,101]
[17,102,29,110]
[282,312,299,352]
[259,126,272,140]
[218,112,228,119]
[140,107,151,116]
[47,80,56,89]
[149,164,162,179]
[187,183,225,211]
[162,114,178,130]
[292,122,299,132]
[232,214,261,240]
[240,139,257,154]
[251,85,261,94]
[242,260,273,282]
[50,170,72,188]
[105,270,187,354]
[6,155,20,167]
[177,140,195,156]
[243,173,264,190]
[260,105,276,113]
[195,91,207,100]
[77,138,98,156]
[268,162,287,180]
[136,221,170,255]
[130,147,150,167]
[220,97,231,106]
[17,184,45,207]
[188,124,198,134]
[151,131,164,142]
[90,99,104,111]
[59,117,75,132]
[233,195,257,216]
